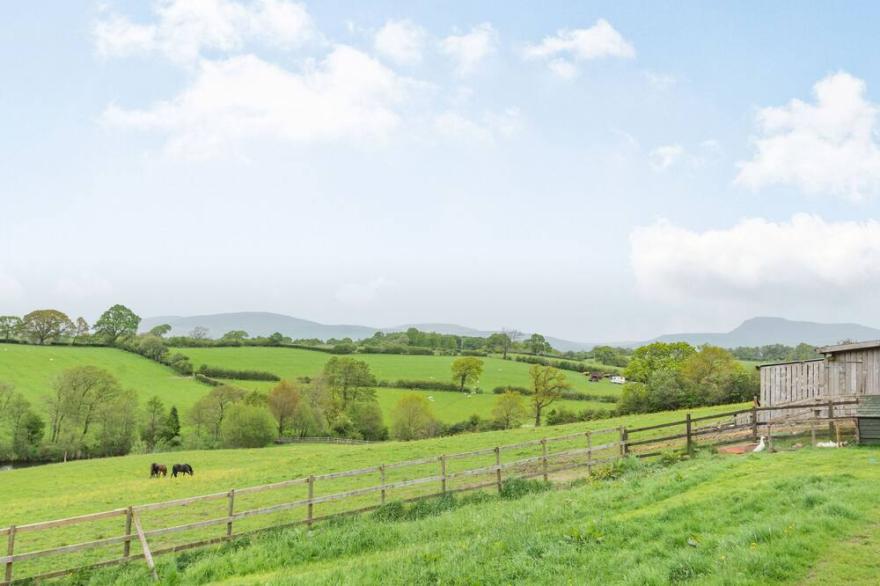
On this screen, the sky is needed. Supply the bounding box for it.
[2,1,880,343]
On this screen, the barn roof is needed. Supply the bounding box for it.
[816,340,880,354]
[755,358,824,370]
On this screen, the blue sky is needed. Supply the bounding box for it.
[2,1,880,342]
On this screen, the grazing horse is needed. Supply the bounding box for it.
[172,463,194,477]
[150,463,167,478]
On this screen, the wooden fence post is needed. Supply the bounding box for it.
[123,507,133,558]
[132,511,158,582]
[541,439,548,482]
[619,427,628,457]
[440,455,447,494]
[307,476,315,528]
[494,447,502,493]
[811,423,816,446]
[827,400,835,440]
[226,489,235,537]
[685,413,693,457]
[586,431,593,476]
[4,525,15,585]
[751,403,758,441]
[379,465,386,505]
[767,424,773,452]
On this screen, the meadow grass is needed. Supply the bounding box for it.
[175,346,622,396]
[0,344,616,426]
[0,343,208,414]
[47,446,880,585]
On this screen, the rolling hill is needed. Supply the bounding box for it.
[653,316,880,348]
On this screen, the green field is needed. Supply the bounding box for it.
[79,449,880,585]
[0,344,209,413]
[1,406,877,584]
[0,344,618,426]
[175,346,622,396]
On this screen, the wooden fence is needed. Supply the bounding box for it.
[0,398,859,585]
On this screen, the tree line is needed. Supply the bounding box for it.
[618,342,759,414]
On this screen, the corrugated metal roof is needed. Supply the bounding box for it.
[857,395,880,418]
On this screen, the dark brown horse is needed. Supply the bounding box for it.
[172,463,194,477]
[150,463,167,478]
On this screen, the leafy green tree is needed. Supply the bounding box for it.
[451,356,484,392]
[527,333,550,355]
[187,385,245,441]
[149,324,172,337]
[94,389,138,456]
[140,396,167,450]
[528,365,571,426]
[486,333,512,358]
[347,400,387,441]
[221,330,249,343]
[93,304,141,345]
[163,406,181,443]
[267,380,300,435]
[0,316,22,341]
[136,335,168,361]
[46,366,122,447]
[323,357,376,408]
[268,332,284,345]
[72,317,90,344]
[21,309,73,345]
[221,404,276,448]
[491,391,527,429]
[390,394,438,440]
[624,342,696,383]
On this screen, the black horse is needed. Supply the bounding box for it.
[172,463,194,477]
[150,463,167,478]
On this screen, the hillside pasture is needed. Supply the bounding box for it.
[78,447,880,585]
[0,344,209,414]
[175,346,622,397]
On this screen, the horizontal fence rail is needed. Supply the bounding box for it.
[0,399,860,585]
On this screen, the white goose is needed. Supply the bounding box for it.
[752,436,766,453]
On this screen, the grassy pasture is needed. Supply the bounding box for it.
[6,438,879,584]
[175,346,622,397]
[0,344,208,414]
[0,344,616,427]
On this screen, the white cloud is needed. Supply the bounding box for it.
[433,107,521,143]
[644,71,676,90]
[648,144,684,171]
[335,277,394,305]
[630,214,880,302]
[649,140,722,172]
[102,47,411,158]
[548,59,578,80]
[736,72,880,200]
[524,19,634,77]
[94,0,315,64]
[374,19,426,65]
[440,23,497,74]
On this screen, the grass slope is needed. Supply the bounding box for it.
[0,344,209,414]
[175,347,622,396]
[55,447,880,585]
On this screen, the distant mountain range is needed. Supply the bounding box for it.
[139,313,880,351]
[139,313,597,351]
[651,316,880,348]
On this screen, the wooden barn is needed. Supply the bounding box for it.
[758,340,880,418]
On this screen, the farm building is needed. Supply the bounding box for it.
[758,340,880,417]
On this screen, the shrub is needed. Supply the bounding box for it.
[197,365,280,381]
[221,404,276,448]
[499,478,552,499]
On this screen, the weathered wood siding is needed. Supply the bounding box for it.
[760,348,880,411]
